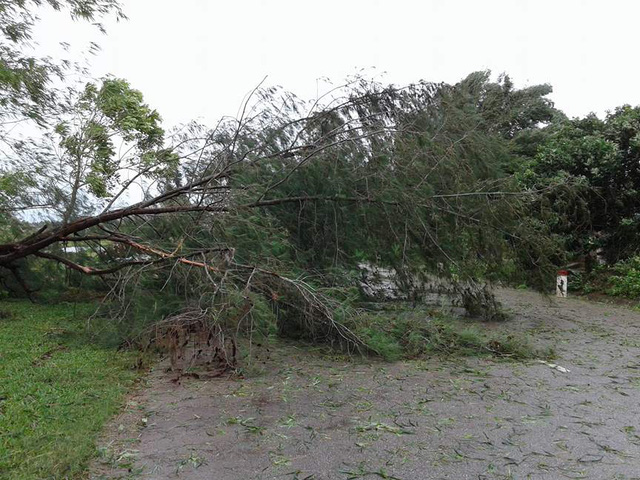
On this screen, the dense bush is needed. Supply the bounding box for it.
[607,256,640,298]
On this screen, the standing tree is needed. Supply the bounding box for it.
[522,106,640,265]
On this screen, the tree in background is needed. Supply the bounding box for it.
[523,106,640,265]
[1,0,125,292]
[0,0,124,127]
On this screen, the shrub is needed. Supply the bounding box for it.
[607,256,640,298]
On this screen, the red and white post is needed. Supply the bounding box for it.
[556,270,568,298]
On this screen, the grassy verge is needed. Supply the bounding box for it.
[0,301,139,480]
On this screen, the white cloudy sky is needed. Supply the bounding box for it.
[34,0,640,128]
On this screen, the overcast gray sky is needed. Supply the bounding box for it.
[35,0,640,128]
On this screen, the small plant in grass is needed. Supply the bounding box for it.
[227,416,266,435]
[176,451,206,474]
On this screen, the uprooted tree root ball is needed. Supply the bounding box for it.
[152,309,238,377]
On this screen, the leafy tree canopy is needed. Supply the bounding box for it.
[525,106,640,262]
[0,0,124,123]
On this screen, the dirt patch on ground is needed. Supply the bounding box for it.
[91,289,640,479]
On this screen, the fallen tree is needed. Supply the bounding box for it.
[0,3,569,352]
[2,74,561,310]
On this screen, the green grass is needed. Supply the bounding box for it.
[0,300,139,480]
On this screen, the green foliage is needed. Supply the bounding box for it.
[351,306,541,361]
[607,256,640,298]
[57,78,167,204]
[223,212,294,266]
[0,245,110,301]
[571,257,640,300]
[0,210,27,245]
[358,326,403,361]
[247,291,279,337]
[96,79,164,145]
[1,74,173,229]
[0,0,124,123]
[0,300,138,479]
[0,64,592,345]
[246,72,563,293]
[523,106,640,262]
[455,71,559,140]
[0,0,145,233]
